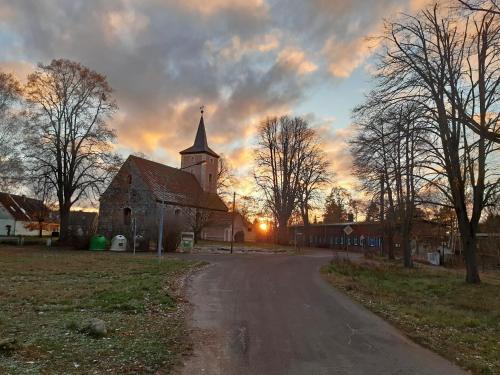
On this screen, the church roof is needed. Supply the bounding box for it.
[180,115,219,158]
[129,155,227,212]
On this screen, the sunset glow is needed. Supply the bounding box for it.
[0,1,498,373]
[0,0,432,201]
[259,222,269,232]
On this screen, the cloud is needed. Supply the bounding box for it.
[303,0,406,78]
[0,0,419,200]
[322,35,379,78]
[277,46,317,75]
[173,0,268,17]
[0,60,34,83]
[210,31,281,62]
[105,7,150,49]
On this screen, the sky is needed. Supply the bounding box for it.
[0,0,427,197]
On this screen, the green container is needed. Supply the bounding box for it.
[89,235,107,251]
[180,232,195,251]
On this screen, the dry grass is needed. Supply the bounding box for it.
[0,245,203,374]
[323,258,500,375]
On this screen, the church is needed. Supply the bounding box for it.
[98,111,227,250]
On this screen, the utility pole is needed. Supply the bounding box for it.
[230,192,235,254]
[157,201,164,258]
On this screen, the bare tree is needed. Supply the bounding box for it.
[297,138,330,246]
[372,3,500,281]
[0,72,23,191]
[237,194,260,223]
[181,208,214,243]
[353,95,430,267]
[459,0,500,16]
[254,116,313,244]
[351,105,399,260]
[23,59,122,243]
[217,155,236,199]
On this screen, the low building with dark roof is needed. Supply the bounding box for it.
[289,220,447,257]
[0,192,59,236]
[98,111,227,250]
[201,211,256,242]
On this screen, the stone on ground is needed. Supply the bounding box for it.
[80,318,107,338]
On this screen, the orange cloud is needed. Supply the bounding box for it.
[314,121,359,194]
[323,36,379,78]
[211,31,281,62]
[0,61,35,84]
[170,0,267,16]
[277,46,317,75]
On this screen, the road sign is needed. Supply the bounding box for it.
[343,225,353,235]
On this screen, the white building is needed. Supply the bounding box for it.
[0,192,59,236]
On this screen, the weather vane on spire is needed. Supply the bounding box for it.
[200,105,205,115]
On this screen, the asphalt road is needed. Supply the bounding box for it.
[177,251,466,375]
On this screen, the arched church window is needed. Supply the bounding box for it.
[175,208,181,216]
[123,207,131,226]
[209,174,212,183]
[127,175,132,184]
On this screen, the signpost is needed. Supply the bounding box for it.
[294,231,303,253]
[344,225,353,258]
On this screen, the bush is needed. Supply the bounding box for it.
[164,229,181,252]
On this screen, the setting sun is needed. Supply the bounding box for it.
[0,1,497,373]
[259,222,268,232]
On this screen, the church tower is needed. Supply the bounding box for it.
[180,109,219,194]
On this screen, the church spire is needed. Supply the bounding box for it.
[180,108,219,158]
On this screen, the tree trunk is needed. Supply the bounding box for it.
[302,209,310,247]
[462,232,481,284]
[58,205,71,244]
[456,207,481,283]
[402,222,413,268]
[277,217,289,245]
[385,225,395,260]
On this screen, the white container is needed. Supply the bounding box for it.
[110,235,127,251]
[427,252,440,266]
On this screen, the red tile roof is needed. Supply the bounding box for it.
[0,192,50,221]
[129,156,227,212]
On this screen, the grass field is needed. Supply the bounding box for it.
[323,258,500,375]
[0,246,203,374]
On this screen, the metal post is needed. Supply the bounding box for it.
[230,192,235,254]
[157,202,164,257]
[133,217,137,255]
[346,234,349,259]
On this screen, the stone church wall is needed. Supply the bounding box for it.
[98,158,193,250]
